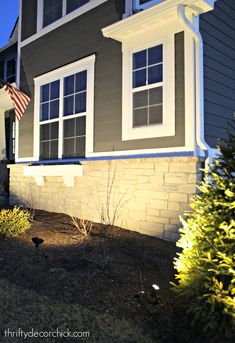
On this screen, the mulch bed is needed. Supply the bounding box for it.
[0,210,185,341]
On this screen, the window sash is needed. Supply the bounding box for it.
[132,44,163,129]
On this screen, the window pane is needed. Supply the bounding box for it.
[43,0,62,27]
[76,116,86,136]
[75,92,86,113]
[133,90,148,108]
[50,100,59,119]
[75,137,85,157]
[63,138,75,157]
[149,105,163,124]
[40,142,50,160]
[133,69,146,88]
[67,0,89,14]
[50,140,59,159]
[133,50,146,70]
[149,87,162,105]
[64,118,75,138]
[50,80,60,99]
[63,117,86,158]
[133,108,148,127]
[51,122,59,139]
[75,70,87,92]
[148,45,162,65]
[148,64,162,84]
[40,103,49,121]
[40,125,49,141]
[64,95,74,116]
[41,84,49,103]
[40,122,58,160]
[64,75,74,96]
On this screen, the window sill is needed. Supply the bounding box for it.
[122,123,175,141]
[23,164,83,187]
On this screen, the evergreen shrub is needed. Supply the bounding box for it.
[173,127,235,338]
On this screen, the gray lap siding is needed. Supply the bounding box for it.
[200,0,235,148]
[18,0,185,158]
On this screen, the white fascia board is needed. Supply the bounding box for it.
[102,0,216,42]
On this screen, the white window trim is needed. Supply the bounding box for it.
[19,0,108,48]
[122,34,175,141]
[33,54,95,161]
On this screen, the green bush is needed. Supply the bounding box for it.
[173,127,235,339]
[0,207,31,237]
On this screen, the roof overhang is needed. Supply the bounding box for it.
[102,0,216,42]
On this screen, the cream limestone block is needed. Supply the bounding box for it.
[165,173,188,184]
[168,201,180,211]
[148,199,168,210]
[169,161,197,173]
[146,216,170,224]
[169,193,188,202]
[179,184,197,194]
[160,209,181,218]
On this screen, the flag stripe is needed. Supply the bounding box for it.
[3,83,30,121]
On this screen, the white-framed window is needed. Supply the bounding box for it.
[34,55,95,160]
[134,0,163,11]
[42,0,90,27]
[122,34,175,141]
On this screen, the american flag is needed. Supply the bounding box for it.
[0,79,30,121]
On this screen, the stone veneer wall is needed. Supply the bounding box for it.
[8,157,203,241]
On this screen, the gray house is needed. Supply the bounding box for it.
[5,0,235,240]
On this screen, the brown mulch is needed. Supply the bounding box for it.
[0,210,181,341]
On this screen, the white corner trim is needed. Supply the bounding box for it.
[184,30,196,149]
[23,164,83,187]
[20,0,108,48]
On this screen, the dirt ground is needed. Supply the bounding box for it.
[0,209,223,343]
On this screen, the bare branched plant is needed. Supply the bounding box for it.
[21,186,35,222]
[93,161,131,227]
[70,216,92,236]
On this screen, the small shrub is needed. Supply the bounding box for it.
[0,207,31,238]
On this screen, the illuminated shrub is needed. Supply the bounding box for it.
[0,207,31,237]
[173,127,235,338]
